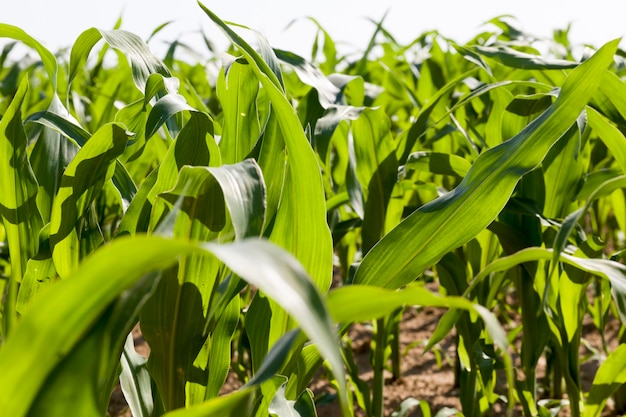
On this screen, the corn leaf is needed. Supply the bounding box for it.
[162,388,255,417]
[327,283,507,350]
[350,107,398,253]
[584,344,626,417]
[0,78,44,334]
[472,45,578,69]
[0,24,58,89]
[49,122,131,277]
[217,57,262,164]
[0,78,43,276]
[198,2,333,292]
[587,106,626,174]
[70,27,170,91]
[119,333,155,417]
[353,39,619,289]
[142,160,263,408]
[0,236,343,417]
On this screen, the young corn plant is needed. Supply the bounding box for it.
[2,3,626,417]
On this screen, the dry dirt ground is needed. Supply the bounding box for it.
[108,299,623,417]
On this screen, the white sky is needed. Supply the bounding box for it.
[1,1,624,59]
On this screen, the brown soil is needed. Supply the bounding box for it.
[312,306,463,417]
[108,299,622,417]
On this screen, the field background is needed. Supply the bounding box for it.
[2,2,626,417]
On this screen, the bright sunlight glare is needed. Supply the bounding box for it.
[2,0,624,58]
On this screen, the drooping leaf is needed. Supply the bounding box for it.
[327,283,508,350]
[70,27,171,91]
[472,44,578,69]
[0,24,58,89]
[0,236,345,417]
[275,48,340,108]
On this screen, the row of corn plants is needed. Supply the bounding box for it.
[1,3,626,416]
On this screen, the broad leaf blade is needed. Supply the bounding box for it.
[0,24,58,89]
[0,78,43,276]
[0,77,44,334]
[584,344,626,417]
[198,2,333,292]
[354,40,619,289]
[49,122,130,277]
[217,58,262,164]
[0,236,344,417]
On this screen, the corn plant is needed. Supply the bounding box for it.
[1,3,626,417]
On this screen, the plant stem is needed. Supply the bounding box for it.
[372,318,386,417]
[4,248,23,338]
[390,308,402,381]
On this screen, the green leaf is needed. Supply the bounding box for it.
[70,27,171,91]
[472,44,578,69]
[246,329,301,387]
[397,68,477,163]
[144,72,181,105]
[25,109,90,147]
[404,151,472,178]
[558,269,585,342]
[583,344,626,417]
[350,107,398,253]
[0,77,43,275]
[25,271,160,417]
[590,70,626,130]
[69,27,104,86]
[254,115,286,229]
[140,268,209,411]
[217,57,262,164]
[205,296,240,400]
[15,227,57,314]
[0,24,58,89]
[29,98,80,223]
[120,333,154,417]
[135,110,219,235]
[0,236,344,417]
[275,48,340,108]
[204,160,266,239]
[198,2,333,293]
[0,77,44,334]
[26,105,138,220]
[145,94,195,139]
[587,106,626,174]
[353,39,619,289]
[204,239,345,396]
[49,122,131,277]
[327,283,508,350]
[552,175,626,276]
[542,116,585,218]
[465,246,626,325]
[162,388,255,417]
[269,384,318,417]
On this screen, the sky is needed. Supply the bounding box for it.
[1,1,624,59]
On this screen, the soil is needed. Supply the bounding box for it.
[108,295,623,417]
